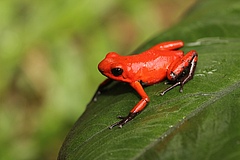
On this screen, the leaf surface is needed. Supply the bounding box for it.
[58,0,240,159]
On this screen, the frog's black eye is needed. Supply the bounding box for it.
[111,68,123,76]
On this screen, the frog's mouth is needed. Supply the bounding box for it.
[98,69,110,78]
[98,69,105,76]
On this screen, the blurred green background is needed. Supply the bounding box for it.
[0,0,195,159]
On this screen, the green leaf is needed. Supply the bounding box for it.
[58,0,240,159]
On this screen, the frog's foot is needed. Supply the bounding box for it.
[161,50,198,96]
[160,81,181,96]
[109,112,138,129]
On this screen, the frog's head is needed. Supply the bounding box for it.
[98,52,130,82]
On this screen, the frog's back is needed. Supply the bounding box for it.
[126,49,184,65]
[122,49,184,85]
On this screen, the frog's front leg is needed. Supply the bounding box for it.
[88,78,113,106]
[161,50,198,95]
[109,81,149,129]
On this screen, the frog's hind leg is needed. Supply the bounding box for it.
[150,40,184,51]
[161,50,198,95]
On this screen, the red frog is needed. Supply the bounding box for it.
[91,40,198,129]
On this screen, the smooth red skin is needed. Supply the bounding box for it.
[98,40,197,114]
